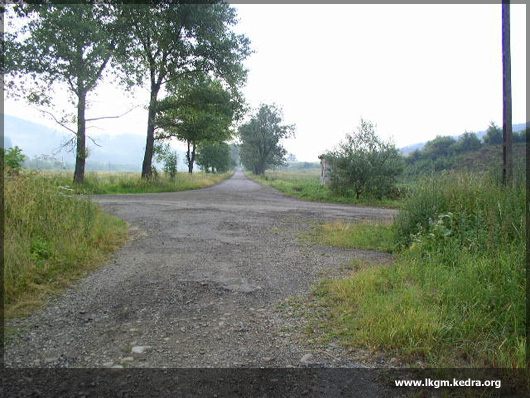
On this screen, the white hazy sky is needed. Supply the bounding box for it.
[5,4,527,161]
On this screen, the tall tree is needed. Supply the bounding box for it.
[239,104,295,175]
[4,3,118,183]
[196,141,231,173]
[116,2,250,178]
[156,76,240,173]
[501,0,513,185]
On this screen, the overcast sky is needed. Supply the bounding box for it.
[4,4,527,161]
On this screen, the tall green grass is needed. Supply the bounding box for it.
[4,171,128,316]
[43,171,233,194]
[314,171,526,367]
[307,220,395,253]
[248,170,402,208]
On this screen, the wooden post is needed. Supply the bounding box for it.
[502,0,513,185]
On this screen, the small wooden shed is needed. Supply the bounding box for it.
[318,154,332,186]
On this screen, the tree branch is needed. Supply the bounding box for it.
[87,135,102,147]
[40,109,102,148]
[85,105,140,122]
[39,109,76,135]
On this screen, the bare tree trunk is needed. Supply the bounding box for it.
[73,90,87,184]
[142,84,161,179]
[502,0,513,185]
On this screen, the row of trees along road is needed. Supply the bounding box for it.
[195,141,233,173]
[4,2,251,183]
[155,75,243,173]
[239,104,295,175]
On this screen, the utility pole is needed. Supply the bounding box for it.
[502,0,513,185]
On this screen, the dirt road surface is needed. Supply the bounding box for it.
[5,171,396,371]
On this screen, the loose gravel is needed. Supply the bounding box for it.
[5,170,397,370]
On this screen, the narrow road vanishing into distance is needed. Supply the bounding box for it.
[6,171,396,369]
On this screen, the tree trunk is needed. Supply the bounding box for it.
[73,90,87,184]
[502,1,513,185]
[188,142,196,174]
[186,141,192,174]
[142,85,161,179]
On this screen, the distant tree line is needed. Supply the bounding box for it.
[405,122,527,175]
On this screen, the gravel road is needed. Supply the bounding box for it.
[5,171,397,369]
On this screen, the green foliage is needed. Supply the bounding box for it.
[2,146,26,172]
[483,121,503,145]
[116,4,250,91]
[454,131,482,153]
[315,172,525,367]
[394,171,525,249]
[239,104,295,175]
[248,171,403,208]
[196,141,232,173]
[422,135,457,159]
[327,119,403,199]
[157,75,241,173]
[5,4,118,183]
[115,3,250,176]
[4,171,128,316]
[5,4,116,98]
[154,142,178,179]
[403,125,526,177]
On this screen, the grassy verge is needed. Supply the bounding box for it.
[305,220,395,253]
[43,171,233,194]
[246,170,402,208]
[308,172,525,367]
[4,172,129,317]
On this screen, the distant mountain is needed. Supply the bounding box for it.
[399,142,424,155]
[400,122,528,155]
[3,114,188,171]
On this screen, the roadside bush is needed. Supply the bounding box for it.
[154,142,178,180]
[327,119,403,199]
[1,146,26,173]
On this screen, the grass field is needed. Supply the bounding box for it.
[3,172,129,317]
[45,170,233,194]
[307,171,525,368]
[247,170,403,208]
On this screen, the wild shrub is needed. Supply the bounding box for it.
[1,146,26,174]
[327,120,403,199]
